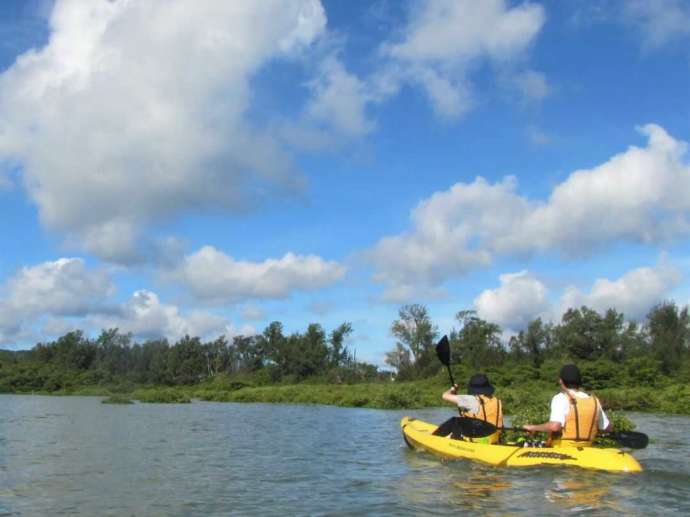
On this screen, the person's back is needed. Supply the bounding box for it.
[438,373,503,444]
[524,364,610,447]
[462,391,503,444]
[551,388,603,446]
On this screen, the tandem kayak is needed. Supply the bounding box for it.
[401,417,642,473]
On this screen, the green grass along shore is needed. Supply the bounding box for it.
[11,375,690,416]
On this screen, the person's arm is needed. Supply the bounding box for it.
[441,384,460,404]
[524,394,567,433]
[523,421,562,433]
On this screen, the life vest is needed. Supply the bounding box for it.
[559,393,600,445]
[462,395,503,444]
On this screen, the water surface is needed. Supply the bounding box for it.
[1,396,688,515]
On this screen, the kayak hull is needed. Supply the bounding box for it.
[401,417,642,473]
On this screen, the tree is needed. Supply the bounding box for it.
[168,335,205,384]
[510,317,550,369]
[329,322,353,368]
[384,343,412,379]
[646,302,690,374]
[554,306,635,361]
[453,310,503,369]
[389,304,438,375]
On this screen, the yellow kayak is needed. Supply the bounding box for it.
[401,417,642,473]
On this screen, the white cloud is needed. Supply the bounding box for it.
[368,175,526,301]
[0,257,256,345]
[560,263,681,320]
[369,124,690,299]
[379,0,546,119]
[475,270,549,329]
[306,54,375,137]
[0,0,327,262]
[174,246,346,303]
[472,262,680,331]
[92,290,253,343]
[3,258,113,317]
[0,257,114,343]
[386,0,544,63]
[623,0,690,48]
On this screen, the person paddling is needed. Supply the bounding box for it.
[523,364,611,446]
[435,373,503,444]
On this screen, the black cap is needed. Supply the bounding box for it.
[559,364,582,386]
[467,373,494,396]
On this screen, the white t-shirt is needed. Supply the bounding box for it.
[549,391,610,430]
[456,395,480,414]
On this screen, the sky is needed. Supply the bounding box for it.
[1,0,689,365]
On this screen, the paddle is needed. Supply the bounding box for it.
[454,416,649,449]
[435,335,455,387]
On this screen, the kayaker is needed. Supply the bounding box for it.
[523,364,611,446]
[435,373,503,444]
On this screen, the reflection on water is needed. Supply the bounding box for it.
[1,398,689,516]
[453,471,512,514]
[546,475,617,514]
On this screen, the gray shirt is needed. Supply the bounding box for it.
[456,395,480,413]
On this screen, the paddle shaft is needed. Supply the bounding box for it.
[445,364,456,387]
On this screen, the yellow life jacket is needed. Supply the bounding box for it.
[558,393,600,446]
[463,395,503,444]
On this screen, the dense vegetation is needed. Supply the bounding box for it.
[1,301,689,415]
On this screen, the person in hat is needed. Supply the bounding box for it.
[435,373,504,444]
[523,364,612,446]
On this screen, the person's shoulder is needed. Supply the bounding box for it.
[551,392,567,403]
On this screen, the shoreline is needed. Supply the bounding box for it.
[3,380,689,415]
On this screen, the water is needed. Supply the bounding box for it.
[1,396,688,516]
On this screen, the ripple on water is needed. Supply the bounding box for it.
[1,398,689,515]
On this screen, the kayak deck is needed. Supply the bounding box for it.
[401,417,642,473]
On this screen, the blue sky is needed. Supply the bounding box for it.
[1,0,690,365]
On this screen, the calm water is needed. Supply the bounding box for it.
[1,396,689,516]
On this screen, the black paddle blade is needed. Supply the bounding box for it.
[435,335,450,366]
[609,431,649,449]
[456,417,497,438]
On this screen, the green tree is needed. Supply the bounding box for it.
[384,343,413,379]
[646,302,690,374]
[389,304,438,376]
[328,322,353,368]
[453,310,503,369]
[510,317,551,369]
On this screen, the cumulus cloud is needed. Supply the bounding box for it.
[560,263,681,320]
[473,262,680,331]
[475,270,549,329]
[623,0,690,48]
[0,0,327,262]
[379,0,546,119]
[173,246,346,303]
[369,124,690,300]
[0,257,253,345]
[0,257,114,343]
[305,54,375,138]
[92,290,254,343]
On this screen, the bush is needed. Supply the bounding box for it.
[102,394,134,404]
[133,388,190,403]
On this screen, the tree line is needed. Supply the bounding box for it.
[1,300,689,393]
[0,321,381,392]
[385,302,690,384]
